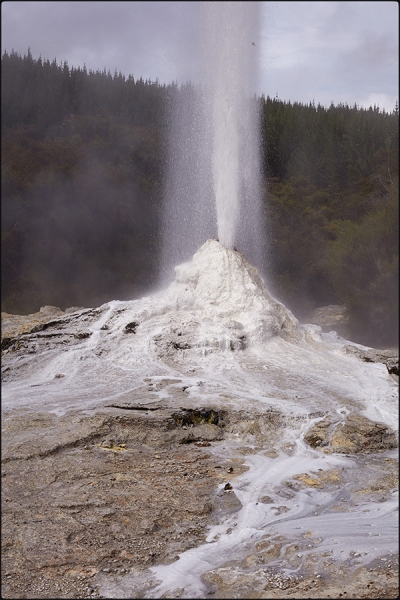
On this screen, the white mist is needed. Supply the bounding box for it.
[161,1,264,281]
[203,2,261,251]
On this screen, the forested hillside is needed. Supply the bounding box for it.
[261,95,398,346]
[2,50,398,346]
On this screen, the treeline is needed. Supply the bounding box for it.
[261,95,398,346]
[1,49,398,346]
[2,49,174,312]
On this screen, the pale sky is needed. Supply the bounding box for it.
[1,1,398,112]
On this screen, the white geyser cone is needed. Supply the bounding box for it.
[159,239,301,351]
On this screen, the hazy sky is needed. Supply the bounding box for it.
[1,1,398,112]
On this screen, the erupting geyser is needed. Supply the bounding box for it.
[2,2,398,599]
[205,2,260,250]
[161,1,263,280]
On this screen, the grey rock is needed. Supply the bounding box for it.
[343,345,399,376]
[64,306,87,314]
[1,306,65,340]
[306,305,350,337]
[304,413,398,454]
[1,406,233,598]
[178,423,224,445]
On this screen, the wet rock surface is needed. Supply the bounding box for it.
[1,305,88,345]
[1,306,66,339]
[1,404,398,599]
[1,405,244,599]
[201,557,399,599]
[342,344,399,376]
[1,295,398,599]
[1,305,102,358]
[303,413,398,454]
[306,304,350,338]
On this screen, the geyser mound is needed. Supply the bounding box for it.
[154,240,301,356]
[2,257,398,600]
[3,239,396,427]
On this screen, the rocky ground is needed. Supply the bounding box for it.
[1,306,85,341]
[306,305,351,339]
[1,306,398,599]
[1,404,399,599]
[1,402,398,600]
[2,404,248,599]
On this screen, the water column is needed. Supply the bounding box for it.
[206,2,248,249]
[160,1,264,281]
